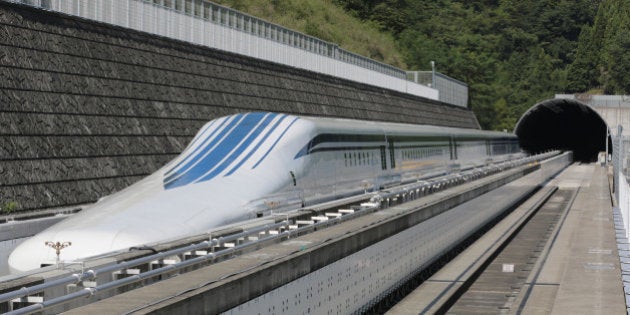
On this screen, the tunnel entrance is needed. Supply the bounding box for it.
[514,99,610,162]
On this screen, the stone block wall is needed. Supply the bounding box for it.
[0,2,480,212]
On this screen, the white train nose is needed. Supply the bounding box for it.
[9,235,72,273]
[8,230,145,273]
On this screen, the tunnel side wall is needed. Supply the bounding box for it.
[0,3,480,212]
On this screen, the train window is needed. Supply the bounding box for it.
[380,146,387,170]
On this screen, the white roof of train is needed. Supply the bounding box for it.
[297,114,515,138]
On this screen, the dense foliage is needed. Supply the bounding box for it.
[334,0,601,130]
[213,0,628,131]
[567,0,630,95]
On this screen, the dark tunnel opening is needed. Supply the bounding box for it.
[514,99,610,162]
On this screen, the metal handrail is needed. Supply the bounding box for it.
[7,229,291,315]
[0,221,288,305]
[8,212,386,314]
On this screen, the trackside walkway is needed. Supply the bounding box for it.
[387,164,625,314]
[516,164,624,314]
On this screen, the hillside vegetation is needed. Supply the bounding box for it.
[213,0,628,131]
[567,0,630,95]
[212,0,406,68]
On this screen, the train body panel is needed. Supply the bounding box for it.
[9,112,520,272]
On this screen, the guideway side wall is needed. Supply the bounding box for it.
[0,2,480,212]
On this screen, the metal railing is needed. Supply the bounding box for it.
[609,129,630,312]
[407,71,469,107]
[7,0,446,102]
[613,132,630,235]
[3,221,290,314]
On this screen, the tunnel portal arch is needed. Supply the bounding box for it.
[514,99,610,162]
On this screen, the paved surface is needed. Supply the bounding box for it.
[515,164,624,314]
[387,164,625,314]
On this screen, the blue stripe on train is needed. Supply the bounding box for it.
[164,114,244,185]
[164,118,229,183]
[224,114,289,176]
[252,116,300,169]
[165,112,269,190]
[194,113,278,183]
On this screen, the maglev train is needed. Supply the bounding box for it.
[9,112,520,272]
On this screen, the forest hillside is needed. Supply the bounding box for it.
[213,0,627,131]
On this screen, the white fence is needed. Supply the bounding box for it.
[407,71,469,107]
[10,0,444,102]
[613,134,630,239]
[611,133,630,310]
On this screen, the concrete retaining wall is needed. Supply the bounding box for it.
[0,2,480,212]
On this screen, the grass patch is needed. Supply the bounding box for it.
[212,0,406,68]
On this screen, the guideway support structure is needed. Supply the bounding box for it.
[63,155,570,314]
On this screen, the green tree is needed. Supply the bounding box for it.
[566,25,599,92]
[606,31,630,93]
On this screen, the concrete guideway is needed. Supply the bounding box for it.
[387,164,624,314]
[60,160,558,314]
